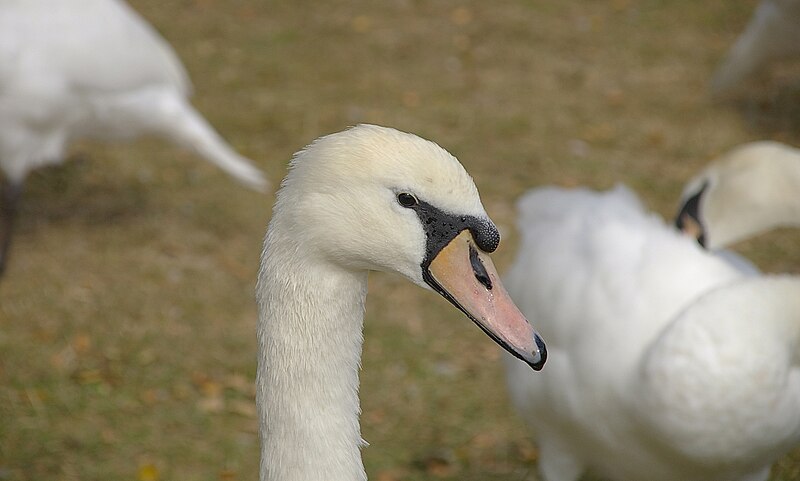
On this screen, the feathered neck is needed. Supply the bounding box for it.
[704,151,800,249]
[256,216,370,481]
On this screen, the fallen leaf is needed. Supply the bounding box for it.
[451,7,473,26]
[424,457,454,478]
[517,439,539,462]
[416,452,458,478]
[72,333,92,355]
[199,379,223,398]
[75,369,103,385]
[138,463,159,481]
[376,469,404,481]
[219,469,237,481]
[140,389,167,406]
[351,15,371,33]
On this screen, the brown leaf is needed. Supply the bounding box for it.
[201,380,223,398]
[138,463,159,481]
[451,7,473,26]
[75,369,103,385]
[425,457,454,478]
[219,469,237,481]
[517,439,540,463]
[376,469,404,481]
[418,454,457,478]
[72,333,92,355]
[351,15,371,33]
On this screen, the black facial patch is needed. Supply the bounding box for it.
[408,198,542,370]
[674,181,709,248]
[408,199,500,270]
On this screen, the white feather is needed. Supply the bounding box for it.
[505,184,800,481]
[0,0,267,190]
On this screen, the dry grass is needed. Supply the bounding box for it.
[1,0,800,480]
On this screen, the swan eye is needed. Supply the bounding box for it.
[397,192,418,208]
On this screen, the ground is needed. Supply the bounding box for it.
[1,0,800,480]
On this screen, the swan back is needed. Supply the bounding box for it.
[507,185,742,355]
[0,0,189,95]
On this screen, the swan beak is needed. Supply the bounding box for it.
[675,181,709,248]
[425,230,547,371]
[676,211,706,247]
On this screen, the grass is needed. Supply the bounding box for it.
[1,0,800,480]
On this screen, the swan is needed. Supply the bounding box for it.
[711,0,800,96]
[255,124,547,481]
[676,140,800,250]
[0,0,267,276]
[504,181,800,481]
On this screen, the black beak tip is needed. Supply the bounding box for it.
[530,333,547,371]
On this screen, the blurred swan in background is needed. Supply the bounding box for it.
[256,125,545,481]
[504,144,800,481]
[711,0,800,96]
[676,141,800,250]
[0,0,268,276]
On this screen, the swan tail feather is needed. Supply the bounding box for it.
[155,96,269,192]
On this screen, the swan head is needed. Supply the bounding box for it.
[675,141,800,250]
[675,178,710,248]
[267,124,546,370]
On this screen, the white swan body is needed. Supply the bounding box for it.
[0,0,266,189]
[256,125,546,481]
[711,0,800,96]
[677,141,800,250]
[505,184,800,481]
[0,0,267,275]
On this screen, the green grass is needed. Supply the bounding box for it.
[2,0,800,480]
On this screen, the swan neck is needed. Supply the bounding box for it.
[706,156,800,249]
[257,237,369,481]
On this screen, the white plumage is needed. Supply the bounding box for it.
[677,141,800,250]
[0,0,267,187]
[711,0,800,96]
[504,183,800,481]
[256,125,544,481]
[0,0,267,274]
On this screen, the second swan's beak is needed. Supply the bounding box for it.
[676,211,706,247]
[424,230,547,371]
[674,181,709,248]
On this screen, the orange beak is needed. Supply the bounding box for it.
[425,230,546,370]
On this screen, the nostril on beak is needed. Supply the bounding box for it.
[469,244,492,290]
